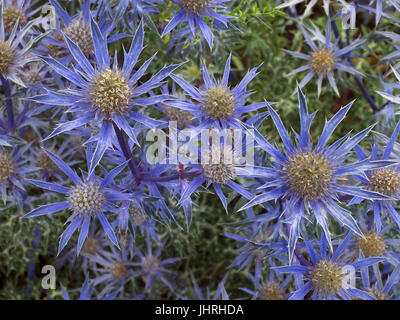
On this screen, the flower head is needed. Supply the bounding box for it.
[2,0,36,33]
[356,232,386,258]
[162,0,231,48]
[349,118,400,232]
[0,0,46,86]
[88,242,137,298]
[169,54,267,129]
[23,149,130,255]
[0,143,31,206]
[30,19,182,173]
[284,21,364,96]
[130,234,182,291]
[275,233,384,300]
[240,87,394,261]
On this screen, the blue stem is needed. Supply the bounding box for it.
[113,122,141,184]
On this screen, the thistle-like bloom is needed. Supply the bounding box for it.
[23,149,130,255]
[241,266,289,300]
[178,141,254,212]
[47,0,95,58]
[30,19,182,173]
[89,243,136,298]
[2,0,39,33]
[130,235,182,292]
[169,54,267,129]
[284,21,364,96]
[0,0,47,86]
[349,119,400,232]
[359,263,400,300]
[115,196,160,242]
[162,0,231,48]
[275,233,384,300]
[0,143,31,206]
[240,87,394,260]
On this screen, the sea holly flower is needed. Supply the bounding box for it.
[240,264,290,300]
[169,54,267,130]
[239,86,395,261]
[359,263,400,300]
[177,140,255,213]
[2,0,41,33]
[0,143,32,206]
[0,0,48,86]
[161,0,232,48]
[274,233,385,300]
[155,84,195,129]
[130,234,182,292]
[45,0,123,62]
[284,21,364,96]
[89,243,137,298]
[114,196,160,242]
[349,119,400,232]
[29,18,182,173]
[348,210,400,265]
[23,149,130,255]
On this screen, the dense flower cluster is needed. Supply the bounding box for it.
[2,0,400,301]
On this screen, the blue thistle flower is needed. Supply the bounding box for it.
[115,196,160,242]
[23,149,130,255]
[162,0,232,48]
[2,0,39,33]
[0,143,31,206]
[274,233,385,300]
[89,243,137,298]
[169,54,267,129]
[239,87,395,260]
[360,263,400,300]
[349,119,400,232]
[130,234,182,292]
[175,138,255,213]
[0,0,48,87]
[29,19,182,173]
[284,21,364,96]
[240,264,290,300]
